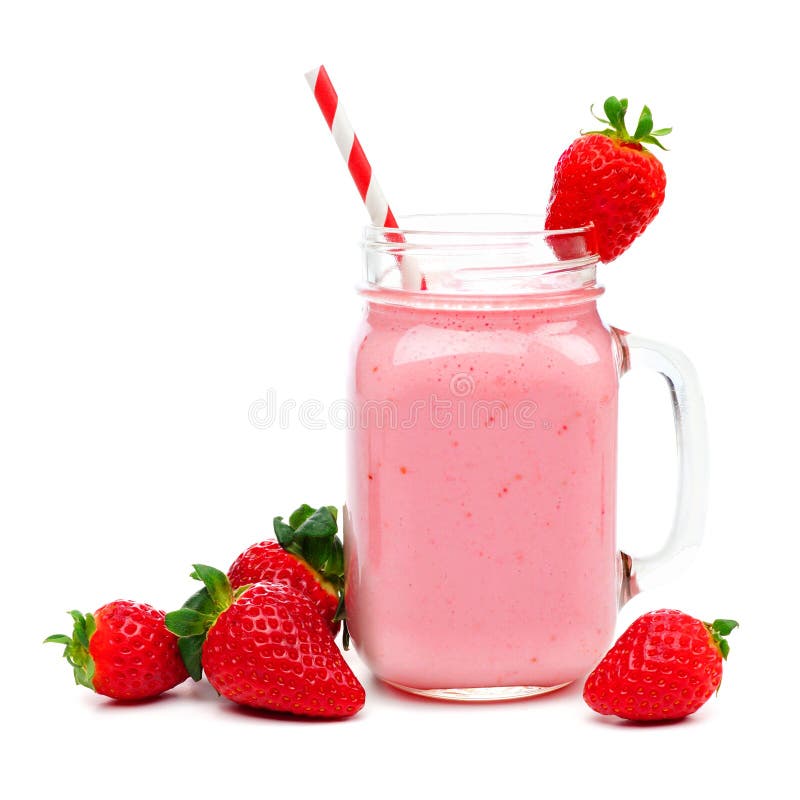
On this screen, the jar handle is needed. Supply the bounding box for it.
[612,328,709,607]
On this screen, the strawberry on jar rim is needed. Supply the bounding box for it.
[546,96,671,263]
[45,600,189,701]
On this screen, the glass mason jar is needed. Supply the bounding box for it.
[344,214,707,701]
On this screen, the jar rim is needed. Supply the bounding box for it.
[361,212,600,301]
[365,212,595,240]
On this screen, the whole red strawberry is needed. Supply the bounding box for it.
[583,610,738,721]
[166,565,365,718]
[228,504,343,637]
[45,600,189,701]
[546,96,670,262]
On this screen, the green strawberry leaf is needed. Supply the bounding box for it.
[294,506,338,538]
[43,634,72,645]
[705,617,739,661]
[84,613,96,642]
[640,134,669,151]
[191,564,233,613]
[589,104,610,125]
[333,593,351,650]
[580,127,616,137]
[289,504,316,529]
[302,536,334,574]
[181,586,216,616]
[651,127,673,136]
[178,635,205,682]
[342,622,350,651]
[327,536,345,577]
[712,619,740,636]
[164,608,214,637]
[274,517,300,553]
[633,105,654,139]
[333,592,347,623]
[44,610,97,691]
[603,96,623,129]
[69,610,89,648]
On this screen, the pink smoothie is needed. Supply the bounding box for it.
[346,291,620,690]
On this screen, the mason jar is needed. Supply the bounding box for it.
[344,214,707,700]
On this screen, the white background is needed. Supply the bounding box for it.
[1,1,797,797]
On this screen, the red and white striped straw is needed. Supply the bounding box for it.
[305,65,422,289]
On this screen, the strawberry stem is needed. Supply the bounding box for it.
[704,618,739,661]
[584,96,672,151]
[44,610,98,690]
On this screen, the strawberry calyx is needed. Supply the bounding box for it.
[273,504,343,595]
[165,564,247,682]
[274,504,350,648]
[44,610,98,691]
[585,96,672,152]
[703,618,739,661]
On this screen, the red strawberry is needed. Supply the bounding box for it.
[583,609,738,721]
[166,565,365,718]
[228,504,343,637]
[546,96,670,262]
[45,600,189,701]
[228,540,340,636]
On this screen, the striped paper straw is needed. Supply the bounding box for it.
[305,65,422,289]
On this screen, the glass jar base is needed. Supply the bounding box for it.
[384,680,572,702]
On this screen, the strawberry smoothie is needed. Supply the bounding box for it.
[346,275,621,695]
